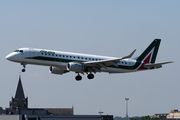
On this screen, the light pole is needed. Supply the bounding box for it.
[125,98,129,120]
[98,108,103,116]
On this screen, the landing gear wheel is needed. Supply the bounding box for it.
[21,63,26,72]
[87,74,94,79]
[75,75,82,81]
[22,69,26,72]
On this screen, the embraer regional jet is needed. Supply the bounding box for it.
[6,39,172,81]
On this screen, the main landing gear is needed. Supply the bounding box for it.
[75,73,94,81]
[21,63,26,72]
[75,74,82,81]
[87,73,94,79]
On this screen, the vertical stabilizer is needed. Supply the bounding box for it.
[136,39,161,63]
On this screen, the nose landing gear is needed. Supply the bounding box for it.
[21,63,26,72]
[22,69,26,72]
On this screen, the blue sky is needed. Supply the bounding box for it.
[0,0,179,117]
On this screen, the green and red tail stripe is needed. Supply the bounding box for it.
[133,39,161,70]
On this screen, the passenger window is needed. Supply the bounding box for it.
[78,57,80,59]
[63,55,65,57]
[59,55,61,57]
[81,57,83,59]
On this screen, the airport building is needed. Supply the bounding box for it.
[0,75,113,120]
[152,110,180,120]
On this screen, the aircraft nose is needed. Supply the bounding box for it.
[6,54,14,61]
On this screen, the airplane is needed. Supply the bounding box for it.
[6,39,172,81]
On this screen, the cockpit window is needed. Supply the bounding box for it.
[14,50,19,52]
[19,50,23,53]
[14,50,23,53]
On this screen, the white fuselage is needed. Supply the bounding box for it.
[6,48,138,73]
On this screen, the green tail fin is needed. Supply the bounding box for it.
[137,39,161,63]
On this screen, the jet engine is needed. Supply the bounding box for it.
[66,62,84,72]
[49,66,68,75]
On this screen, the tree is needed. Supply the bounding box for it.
[130,117,139,120]
[0,106,3,110]
[141,116,151,120]
[151,117,160,120]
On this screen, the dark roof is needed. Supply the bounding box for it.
[28,108,74,115]
[15,75,25,99]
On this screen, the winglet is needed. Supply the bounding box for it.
[122,49,136,59]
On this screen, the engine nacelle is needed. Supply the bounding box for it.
[49,66,68,75]
[67,62,84,72]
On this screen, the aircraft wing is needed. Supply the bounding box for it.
[144,61,173,68]
[83,49,136,70]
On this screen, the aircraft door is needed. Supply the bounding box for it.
[128,60,133,69]
[29,48,35,57]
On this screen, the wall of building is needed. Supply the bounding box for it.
[39,115,108,120]
[0,115,22,120]
[0,109,48,115]
[167,112,180,119]
[0,115,113,120]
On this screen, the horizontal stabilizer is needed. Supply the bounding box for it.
[144,61,173,68]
